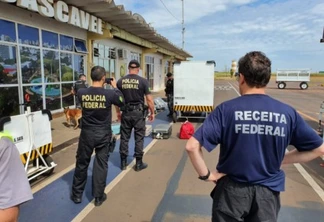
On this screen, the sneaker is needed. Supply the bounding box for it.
[94,193,107,207]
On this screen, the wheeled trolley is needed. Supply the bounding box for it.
[276,69,311,90]
[172,60,216,122]
[0,107,57,181]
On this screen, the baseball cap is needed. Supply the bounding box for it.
[128,60,140,68]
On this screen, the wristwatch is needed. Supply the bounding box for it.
[198,169,210,181]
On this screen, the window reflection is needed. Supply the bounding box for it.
[20,47,41,84]
[0,87,19,118]
[18,24,39,46]
[61,53,73,82]
[60,35,73,51]
[44,84,61,110]
[0,44,17,84]
[62,83,74,107]
[42,30,58,49]
[74,55,84,81]
[43,50,59,83]
[23,86,43,112]
[0,19,16,42]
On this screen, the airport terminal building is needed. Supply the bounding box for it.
[0,0,191,117]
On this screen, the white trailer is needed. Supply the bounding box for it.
[0,108,56,181]
[276,69,311,90]
[172,60,215,122]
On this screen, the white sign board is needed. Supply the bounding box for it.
[2,111,52,155]
[173,61,215,106]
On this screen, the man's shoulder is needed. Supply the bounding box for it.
[0,137,11,153]
[219,94,295,113]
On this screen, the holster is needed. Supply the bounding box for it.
[143,105,149,119]
[108,136,117,153]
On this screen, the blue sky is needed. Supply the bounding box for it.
[114,0,324,72]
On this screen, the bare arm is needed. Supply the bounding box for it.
[186,137,225,182]
[282,144,324,165]
[0,206,19,222]
[145,94,155,121]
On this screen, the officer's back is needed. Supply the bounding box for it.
[117,61,150,106]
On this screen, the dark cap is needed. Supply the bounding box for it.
[166,72,173,77]
[128,60,140,68]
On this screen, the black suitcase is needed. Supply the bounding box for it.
[152,124,172,139]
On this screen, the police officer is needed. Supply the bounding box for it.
[164,72,174,116]
[71,74,88,108]
[116,60,155,171]
[71,66,124,207]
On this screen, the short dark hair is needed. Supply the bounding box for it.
[166,72,173,77]
[78,74,86,79]
[90,66,105,81]
[238,51,271,88]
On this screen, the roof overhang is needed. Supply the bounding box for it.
[62,0,192,59]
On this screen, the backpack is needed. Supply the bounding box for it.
[179,120,194,139]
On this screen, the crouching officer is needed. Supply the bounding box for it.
[71,66,124,207]
[116,60,155,171]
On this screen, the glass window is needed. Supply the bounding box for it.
[99,44,104,57]
[0,44,17,84]
[20,47,41,84]
[74,55,84,81]
[104,46,109,58]
[23,85,43,112]
[62,83,74,107]
[0,19,16,42]
[60,35,73,51]
[110,59,115,78]
[18,24,39,46]
[44,84,61,110]
[93,56,99,66]
[98,58,104,67]
[0,86,19,118]
[43,50,59,83]
[42,30,58,49]
[103,59,109,77]
[61,53,73,82]
[74,39,87,53]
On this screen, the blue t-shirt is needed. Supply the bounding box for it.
[193,94,323,192]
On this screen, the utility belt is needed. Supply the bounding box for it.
[121,104,149,118]
[121,103,144,112]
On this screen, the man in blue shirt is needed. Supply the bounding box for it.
[186,51,324,222]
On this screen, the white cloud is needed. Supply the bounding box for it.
[114,0,324,71]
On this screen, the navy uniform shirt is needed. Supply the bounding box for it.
[193,94,323,192]
[77,87,124,129]
[73,80,88,94]
[117,74,150,105]
[164,79,174,95]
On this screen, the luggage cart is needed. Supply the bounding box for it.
[0,107,56,181]
[172,60,216,123]
[276,69,311,90]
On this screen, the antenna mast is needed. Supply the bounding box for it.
[181,0,185,49]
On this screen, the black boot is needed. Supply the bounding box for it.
[121,157,127,170]
[135,158,148,172]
